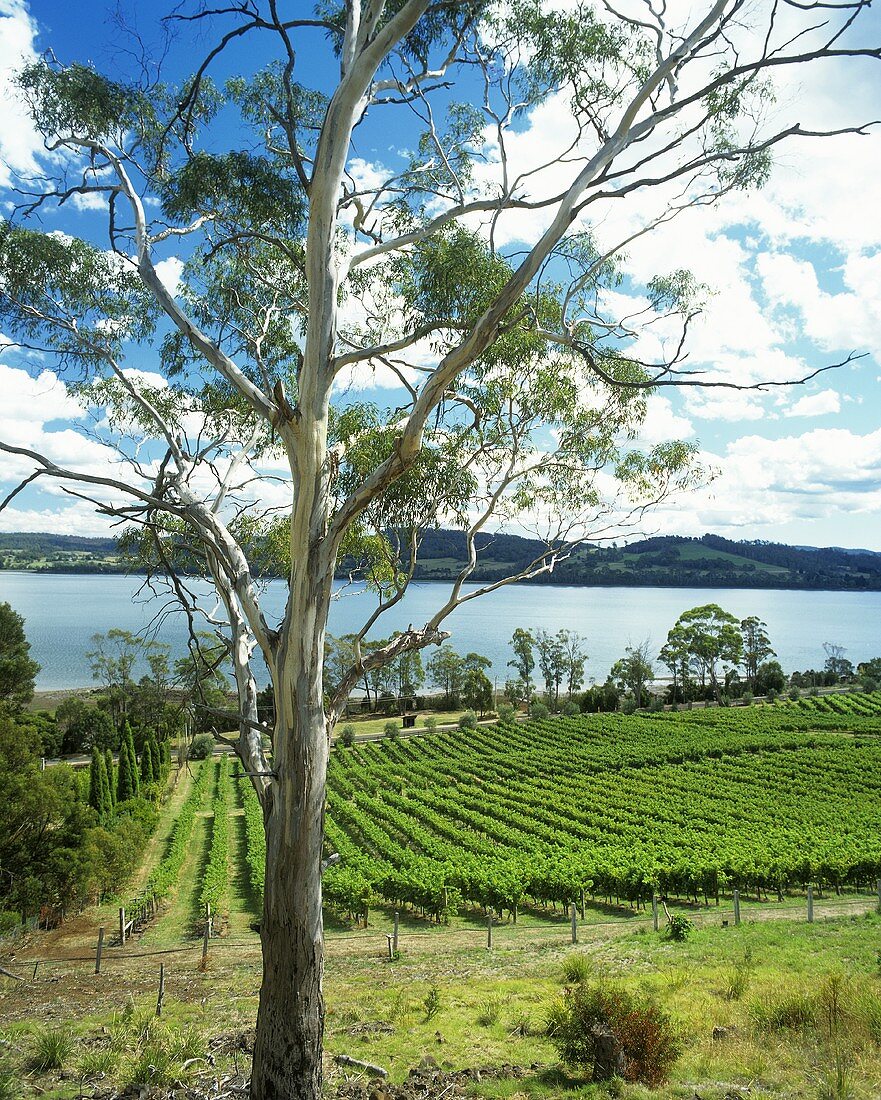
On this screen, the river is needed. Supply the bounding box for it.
[0,571,878,690]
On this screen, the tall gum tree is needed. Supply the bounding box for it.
[0,3,878,1097]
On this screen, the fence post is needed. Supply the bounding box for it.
[205,902,212,938]
[119,907,126,945]
[385,934,393,960]
[155,963,165,1017]
[652,894,659,932]
[393,911,399,955]
[733,889,741,926]
[95,928,105,975]
[876,878,881,912]
[570,903,578,944]
[579,887,585,920]
[807,885,814,923]
[31,961,39,981]
[486,912,493,950]
[202,921,210,965]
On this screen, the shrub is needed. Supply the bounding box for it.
[340,724,356,747]
[187,733,215,760]
[476,996,503,1026]
[423,986,442,1021]
[722,950,754,1000]
[561,700,580,717]
[620,697,637,715]
[561,953,592,984]
[788,686,801,701]
[741,691,754,707]
[750,989,817,1032]
[546,982,681,1087]
[458,710,478,731]
[666,915,692,941]
[530,702,549,719]
[383,720,399,739]
[29,1027,74,1071]
[496,703,516,724]
[423,716,438,733]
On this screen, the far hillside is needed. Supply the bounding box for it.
[2,529,881,590]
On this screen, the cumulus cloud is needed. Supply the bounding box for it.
[785,389,842,418]
[0,0,41,189]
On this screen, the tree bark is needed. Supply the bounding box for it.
[251,689,329,1100]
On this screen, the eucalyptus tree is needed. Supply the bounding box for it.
[670,603,743,701]
[0,2,877,1097]
[610,640,654,708]
[740,616,775,691]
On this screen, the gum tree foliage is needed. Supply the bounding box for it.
[610,639,654,708]
[740,615,774,691]
[0,602,40,712]
[0,3,877,1097]
[669,603,744,700]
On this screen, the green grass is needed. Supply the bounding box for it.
[7,911,881,1099]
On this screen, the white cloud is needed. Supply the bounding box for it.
[785,389,841,418]
[0,0,41,189]
[637,396,694,445]
[154,256,184,298]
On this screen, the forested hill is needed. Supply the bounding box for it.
[2,530,881,590]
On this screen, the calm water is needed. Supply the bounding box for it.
[1,571,879,690]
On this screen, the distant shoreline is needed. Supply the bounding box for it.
[4,564,881,594]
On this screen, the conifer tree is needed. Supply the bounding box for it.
[88,746,106,819]
[140,744,152,786]
[117,738,135,803]
[99,752,113,816]
[123,723,140,798]
[104,748,115,805]
[149,734,161,782]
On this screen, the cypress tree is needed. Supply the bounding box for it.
[140,744,152,786]
[99,752,113,817]
[160,736,171,770]
[104,748,116,805]
[117,739,135,803]
[123,723,140,798]
[88,746,106,818]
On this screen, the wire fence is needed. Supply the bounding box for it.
[5,888,878,985]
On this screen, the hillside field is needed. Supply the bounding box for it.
[3,693,881,1099]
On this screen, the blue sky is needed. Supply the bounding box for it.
[1,0,880,549]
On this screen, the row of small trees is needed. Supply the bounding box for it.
[504,605,870,712]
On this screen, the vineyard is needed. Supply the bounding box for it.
[114,692,881,938]
[322,691,881,920]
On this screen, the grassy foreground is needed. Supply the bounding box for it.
[2,909,881,1099]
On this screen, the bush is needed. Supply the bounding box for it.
[187,733,215,760]
[458,710,478,731]
[476,996,503,1026]
[561,700,580,717]
[666,915,692,941]
[496,703,516,724]
[741,691,754,706]
[620,696,637,715]
[750,989,817,1032]
[530,702,549,720]
[561,953,592,985]
[383,720,399,739]
[29,1028,74,1071]
[424,716,438,733]
[788,686,801,701]
[546,981,681,1086]
[340,723,356,747]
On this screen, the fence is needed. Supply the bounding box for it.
[6,882,879,990]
